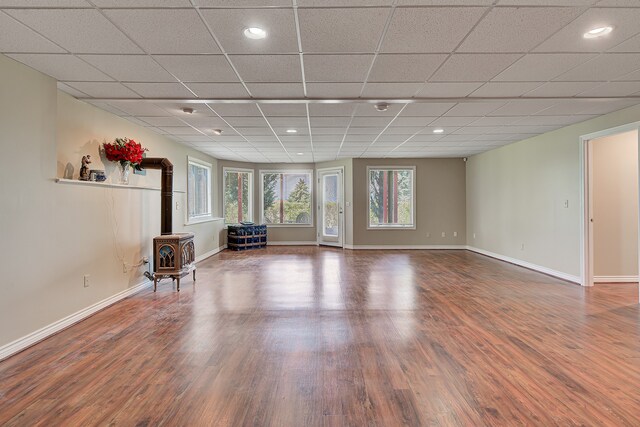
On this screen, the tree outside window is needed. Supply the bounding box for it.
[261,171,313,225]
[368,167,415,228]
[223,169,252,224]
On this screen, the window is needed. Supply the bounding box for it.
[223,168,253,224]
[260,170,313,225]
[368,166,415,229]
[187,157,212,222]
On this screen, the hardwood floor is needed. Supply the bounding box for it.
[1,248,639,426]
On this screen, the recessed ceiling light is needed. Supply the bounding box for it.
[181,107,195,114]
[286,129,298,133]
[297,152,304,155]
[583,26,613,39]
[433,128,444,134]
[374,103,389,112]
[212,129,223,135]
[244,27,267,40]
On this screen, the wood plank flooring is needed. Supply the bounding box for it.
[0,247,639,426]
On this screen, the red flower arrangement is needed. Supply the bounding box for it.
[103,137,148,169]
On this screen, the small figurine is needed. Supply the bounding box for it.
[79,155,92,181]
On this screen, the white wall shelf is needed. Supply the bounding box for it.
[54,178,186,193]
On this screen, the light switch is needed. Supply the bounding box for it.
[563,200,569,208]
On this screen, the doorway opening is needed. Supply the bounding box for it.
[317,167,344,248]
[581,123,640,290]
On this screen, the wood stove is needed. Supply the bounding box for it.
[141,157,195,292]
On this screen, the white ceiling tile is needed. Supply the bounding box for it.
[522,81,599,97]
[443,102,506,116]
[488,99,558,116]
[306,83,364,98]
[161,102,216,116]
[234,127,275,136]
[6,9,141,54]
[354,102,404,116]
[382,7,487,53]
[153,55,239,82]
[222,116,267,127]
[122,116,151,127]
[159,126,204,135]
[384,126,424,134]
[79,55,176,82]
[66,82,141,98]
[106,101,170,116]
[401,102,456,116]
[230,55,302,82]
[458,7,583,53]
[201,8,297,55]
[469,116,524,126]
[492,53,598,81]
[246,83,305,98]
[611,33,640,53]
[184,83,249,98]
[535,8,640,53]
[0,11,65,53]
[259,104,307,116]
[430,54,522,82]
[123,82,194,98]
[616,68,640,81]
[303,54,373,82]
[57,82,88,97]
[0,0,89,4]
[554,54,640,81]
[596,0,640,5]
[368,54,448,82]
[361,82,423,97]
[469,82,543,97]
[311,116,352,127]
[268,117,309,127]
[577,81,640,96]
[532,98,630,115]
[430,116,480,127]
[7,54,112,81]
[104,9,220,54]
[391,116,437,126]
[299,0,392,5]
[93,0,191,6]
[208,103,261,116]
[348,127,385,134]
[298,8,389,53]
[308,103,357,116]
[350,116,395,127]
[415,82,483,97]
[513,115,598,126]
[138,116,186,127]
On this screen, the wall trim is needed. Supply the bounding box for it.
[196,245,226,263]
[594,276,639,283]
[466,246,581,284]
[345,244,467,250]
[267,241,318,246]
[0,279,152,362]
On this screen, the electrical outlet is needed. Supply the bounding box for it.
[83,274,90,288]
[564,199,569,208]
[175,201,180,211]
[441,232,446,238]
[453,231,458,237]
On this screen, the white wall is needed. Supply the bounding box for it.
[467,104,640,280]
[592,131,639,279]
[0,54,224,352]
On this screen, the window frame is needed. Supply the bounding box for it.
[186,156,213,225]
[259,169,314,227]
[222,167,254,225]
[366,165,416,230]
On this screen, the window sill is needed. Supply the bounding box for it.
[367,226,416,230]
[185,217,224,226]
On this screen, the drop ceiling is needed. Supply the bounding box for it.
[2,0,640,163]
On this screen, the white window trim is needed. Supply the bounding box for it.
[222,167,254,224]
[259,169,314,227]
[366,165,416,230]
[186,156,213,224]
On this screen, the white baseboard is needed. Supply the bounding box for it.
[267,241,318,246]
[345,244,467,250]
[0,279,152,362]
[594,276,639,283]
[466,246,581,284]
[196,245,226,263]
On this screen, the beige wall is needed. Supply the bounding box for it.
[592,131,639,278]
[0,54,224,349]
[467,103,640,279]
[352,158,466,246]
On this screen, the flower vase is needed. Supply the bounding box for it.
[119,162,131,185]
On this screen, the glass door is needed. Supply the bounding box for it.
[317,168,343,247]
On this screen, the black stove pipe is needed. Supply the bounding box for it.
[140,157,173,235]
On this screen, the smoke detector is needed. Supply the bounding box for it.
[212,129,223,135]
[181,107,195,114]
[374,103,389,112]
